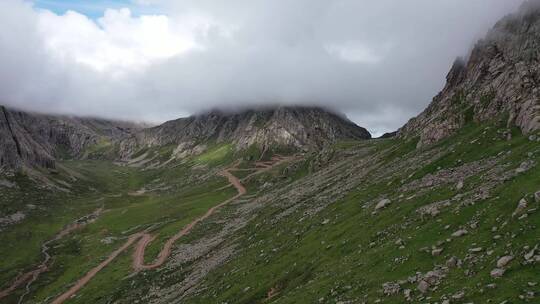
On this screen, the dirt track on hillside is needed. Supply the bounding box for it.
[50,156,291,304]
[0,207,103,303]
[131,169,247,271]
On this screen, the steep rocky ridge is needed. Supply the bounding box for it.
[0,106,142,172]
[399,0,540,146]
[118,106,371,159]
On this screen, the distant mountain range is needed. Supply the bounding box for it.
[2,0,540,171]
[0,105,371,172]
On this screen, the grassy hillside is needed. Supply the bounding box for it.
[0,119,538,303]
[182,123,539,304]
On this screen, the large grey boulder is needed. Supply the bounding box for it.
[374,198,392,210]
[497,256,514,268]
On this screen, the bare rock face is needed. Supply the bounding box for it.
[0,106,55,171]
[399,1,540,146]
[0,106,141,172]
[119,106,371,159]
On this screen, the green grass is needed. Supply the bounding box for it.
[83,137,113,159]
[1,120,539,304]
[182,121,539,304]
[0,156,241,303]
[195,143,234,166]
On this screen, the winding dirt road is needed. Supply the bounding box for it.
[0,207,103,303]
[50,157,288,304]
[131,169,246,271]
[51,233,144,304]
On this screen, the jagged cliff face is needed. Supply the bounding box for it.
[119,106,371,158]
[399,0,540,146]
[0,105,370,172]
[0,106,141,172]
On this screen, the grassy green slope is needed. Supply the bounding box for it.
[1,121,538,304]
[183,121,539,304]
[0,146,238,303]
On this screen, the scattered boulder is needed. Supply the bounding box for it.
[403,289,412,301]
[432,248,444,256]
[490,268,505,278]
[446,256,459,268]
[469,247,483,253]
[512,199,528,217]
[456,180,464,190]
[452,290,465,300]
[451,229,468,237]
[497,255,513,268]
[535,191,540,203]
[423,270,444,285]
[516,160,534,173]
[382,282,401,296]
[375,198,391,210]
[524,246,537,261]
[417,201,444,217]
[417,280,430,294]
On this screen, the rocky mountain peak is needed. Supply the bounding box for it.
[0,106,142,173]
[119,106,371,159]
[399,1,540,146]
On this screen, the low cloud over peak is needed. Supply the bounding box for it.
[0,0,524,136]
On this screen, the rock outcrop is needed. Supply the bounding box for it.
[0,106,141,172]
[119,106,371,158]
[399,0,540,146]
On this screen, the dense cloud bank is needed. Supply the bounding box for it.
[0,0,524,134]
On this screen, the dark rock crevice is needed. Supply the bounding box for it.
[1,106,22,157]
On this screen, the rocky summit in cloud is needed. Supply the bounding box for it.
[0,0,524,135]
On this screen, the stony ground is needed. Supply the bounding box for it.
[0,119,539,304]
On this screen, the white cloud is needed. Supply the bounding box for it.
[325,42,385,64]
[37,7,202,73]
[132,0,160,5]
[0,0,527,134]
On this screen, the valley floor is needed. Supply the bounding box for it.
[1,121,539,304]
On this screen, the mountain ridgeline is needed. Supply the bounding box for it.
[399,0,540,147]
[0,105,370,172]
[118,106,371,160]
[0,106,143,173]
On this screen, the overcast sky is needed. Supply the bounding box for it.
[0,0,525,135]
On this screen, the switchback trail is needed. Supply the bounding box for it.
[51,157,291,304]
[131,169,247,271]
